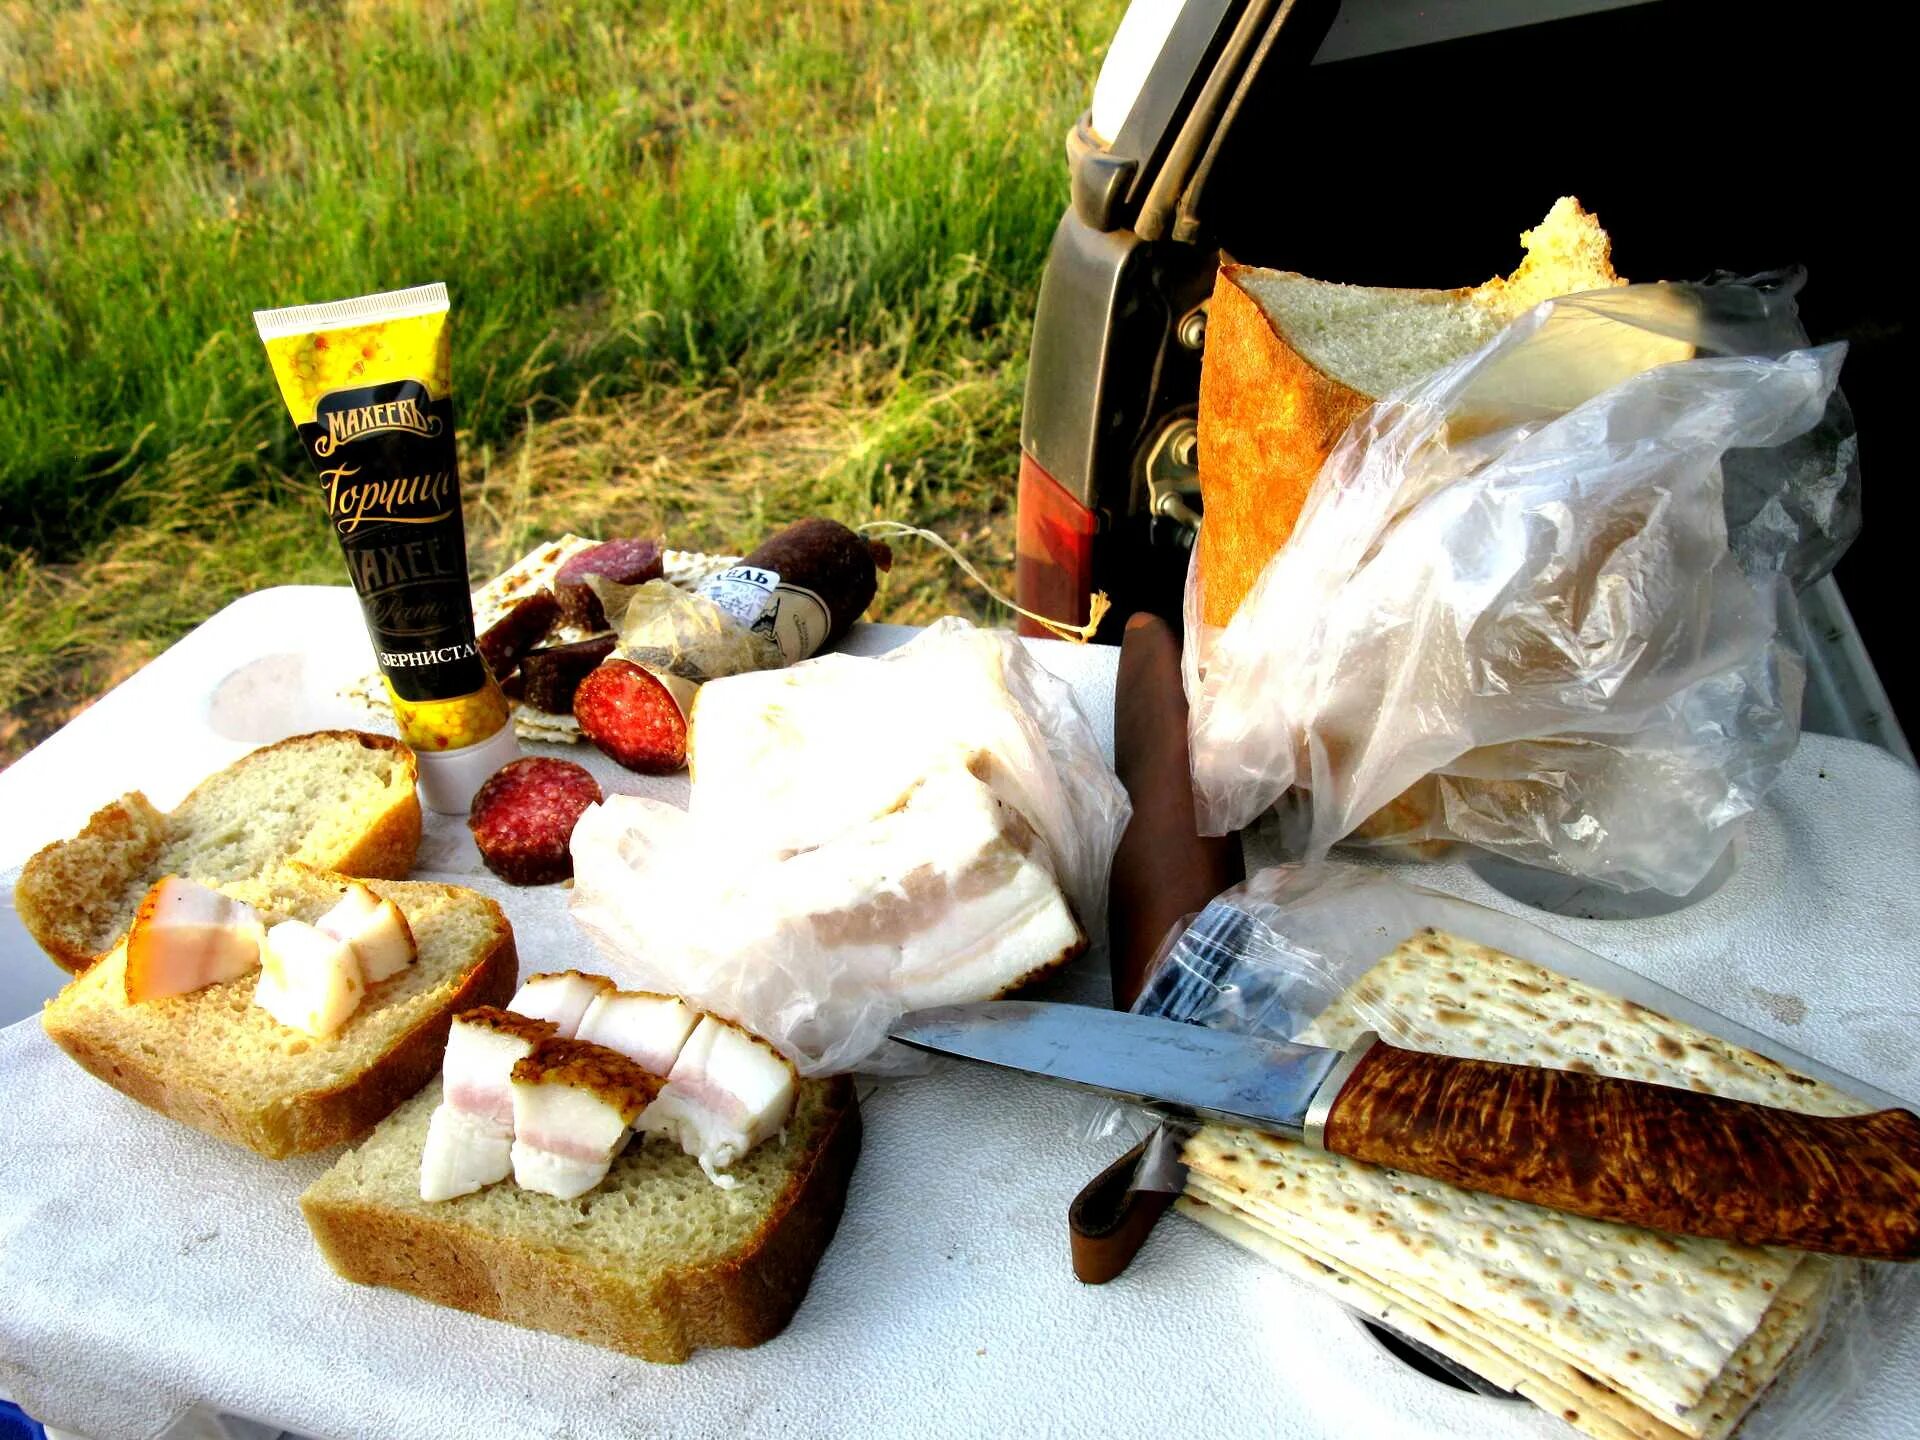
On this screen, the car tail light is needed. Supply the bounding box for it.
[1015,450,1097,640]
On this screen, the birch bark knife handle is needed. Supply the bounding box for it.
[1311,1036,1920,1260]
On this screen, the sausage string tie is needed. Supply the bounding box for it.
[856,521,1111,645]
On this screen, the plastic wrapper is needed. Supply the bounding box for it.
[567,618,1130,1074]
[596,575,782,680]
[1186,274,1860,895]
[1095,866,1917,1439]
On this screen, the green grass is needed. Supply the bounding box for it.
[0,0,1113,760]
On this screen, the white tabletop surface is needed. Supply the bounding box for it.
[2,586,1917,1440]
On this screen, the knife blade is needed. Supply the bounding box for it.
[889,1001,1920,1260]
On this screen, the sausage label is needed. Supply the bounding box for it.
[763,583,831,664]
[697,565,781,630]
[693,565,834,666]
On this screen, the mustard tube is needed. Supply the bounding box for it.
[254,283,518,813]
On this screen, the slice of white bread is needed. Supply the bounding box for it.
[1194,197,1626,627]
[301,1075,862,1362]
[16,730,422,973]
[42,865,516,1158]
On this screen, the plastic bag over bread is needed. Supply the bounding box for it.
[567,619,1129,1073]
[1185,274,1859,895]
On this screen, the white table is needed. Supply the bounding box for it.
[3,586,1917,1440]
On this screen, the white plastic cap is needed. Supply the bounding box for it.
[416,723,522,815]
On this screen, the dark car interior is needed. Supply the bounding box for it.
[1021,0,1911,742]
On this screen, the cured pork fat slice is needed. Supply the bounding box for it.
[123,877,266,1003]
[575,991,700,1075]
[420,1008,557,1201]
[508,970,615,1037]
[640,1016,797,1188]
[509,1038,662,1199]
[741,762,1085,1010]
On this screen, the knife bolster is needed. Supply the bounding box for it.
[1302,1031,1380,1150]
[1318,1040,1920,1260]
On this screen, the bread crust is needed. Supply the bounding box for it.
[1194,265,1374,630]
[181,729,424,881]
[41,890,516,1159]
[14,792,170,973]
[300,1076,862,1361]
[1193,199,1625,631]
[15,730,422,974]
[318,795,422,883]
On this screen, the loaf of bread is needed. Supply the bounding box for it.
[42,865,516,1158]
[15,730,422,972]
[1193,197,1626,627]
[301,1074,862,1361]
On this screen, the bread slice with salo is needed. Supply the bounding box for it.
[301,1075,862,1362]
[41,865,516,1159]
[15,729,423,974]
[1193,196,1637,629]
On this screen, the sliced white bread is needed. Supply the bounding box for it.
[301,1075,862,1362]
[15,730,422,973]
[1194,196,1627,627]
[42,865,516,1158]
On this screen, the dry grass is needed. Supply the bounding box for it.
[0,344,1020,766]
[463,344,1020,620]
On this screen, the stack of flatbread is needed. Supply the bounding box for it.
[1180,929,1863,1440]
[341,535,739,743]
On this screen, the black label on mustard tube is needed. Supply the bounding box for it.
[297,378,485,703]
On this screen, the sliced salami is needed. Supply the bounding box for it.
[476,589,560,681]
[573,659,696,773]
[468,757,605,885]
[517,635,619,715]
[555,538,664,630]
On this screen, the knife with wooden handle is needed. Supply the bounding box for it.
[890,1002,1920,1259]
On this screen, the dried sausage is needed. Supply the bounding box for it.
[573,659,695,773]
[555,539,664,630]
[476,590,559,681]
[517,635,619,715]
[739,519,891,653]
[468,758,604,885]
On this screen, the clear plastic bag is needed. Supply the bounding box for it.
[1100,867,1917,1438]
[597,576,781,680]
[1186,274,1859,895]
[567,618,1130,1074]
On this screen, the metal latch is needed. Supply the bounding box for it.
[1143,418,1201,531]
[1177,301,1209,351]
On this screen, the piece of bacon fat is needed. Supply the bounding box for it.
[506,970,615,1037]
[574,990,699,1076]
[509,1038,662,1199]
[253,920,365,1038]
[123,876,265,1003]
[419,1007,557,1202]
[638,1016,796,1188]
[315,883,416,983]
